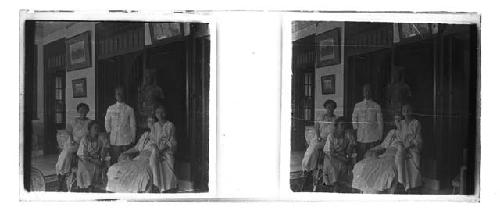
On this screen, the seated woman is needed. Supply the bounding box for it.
[150,105,178,192]
[398,104,423,191]
[322,117,356,192]
[352,105,423,193]
[76,121,108,192]
[302,100,337,174]
[55,103,91,191]
[106,116,160,193]
[107,105,178,193]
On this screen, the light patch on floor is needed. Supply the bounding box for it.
[290,151,305,173]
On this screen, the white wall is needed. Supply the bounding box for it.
[292,21,345,119]
[35,22,97,128]
[314,22,345,118]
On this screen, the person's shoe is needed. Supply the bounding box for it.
[57,174,66,192]
[151,185,160,193]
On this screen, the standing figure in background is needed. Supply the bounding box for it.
[352,84,383,162]
[105,86,137,165]
[138,69,165,132]
[385,66,411,127]
[302,100,337,173]
[55,103,91,191]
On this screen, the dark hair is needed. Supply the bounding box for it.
[76,103,89,112]
[402,103,413,112]
[114,85,125,93]
[87,120,100,132]
[323,99,337,109]
[363,83,371,90]
[335,116,347,126]
[154,104,166,112]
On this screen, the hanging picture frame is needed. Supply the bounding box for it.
[149,22,184,44]
[72,78,87,98]
[321,74,335,95]
[66,31,92,71]
[316,28,341,67]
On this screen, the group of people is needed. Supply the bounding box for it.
[55,85,178,193]
[301,83,422,194]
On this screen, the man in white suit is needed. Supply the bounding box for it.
[352,84,383,162]
[105,86,136,165]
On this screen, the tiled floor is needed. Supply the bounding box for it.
[32,154,58,176]
[290,151,305,173]
[289,150,452,194]
[31,154,194,192]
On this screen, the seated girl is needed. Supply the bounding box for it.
[76,121,109,192]
[322,117,356,192]
[55,103,91,191]
[107,105,177,193]
[351,106,422,194]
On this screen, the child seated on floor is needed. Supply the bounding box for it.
[322,117,357,192]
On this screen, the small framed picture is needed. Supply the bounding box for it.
[316,28,341,67]
[72,78,87,98]
[321,74,335,95]
[66,31,92,71]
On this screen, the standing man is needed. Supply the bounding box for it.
[352,84,383,162]
[105,86,136,165]
[385,66,411,127]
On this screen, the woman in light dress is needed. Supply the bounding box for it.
[106,105,177,193]
[322,117,357,192]
[352,104,422,193]
[302,100,337,173]
[55,103,91,191]
[150,105,178,192]
[76,121,109,192]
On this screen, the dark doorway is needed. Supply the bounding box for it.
[394,40,435,176]
[96,52,143,125]
[291,35,315,152]
[146,41,188,160]
[43,38,66,155]
[346,49,391,129]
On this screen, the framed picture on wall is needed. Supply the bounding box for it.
[66,31,92,71]
[72,78,87,98]
[397,23,433,43]
[149,22,184,44]
[316,28,341,67]
[321,74,335,95]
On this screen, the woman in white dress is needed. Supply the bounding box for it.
[106,106,178,193]
[150,105,178,192]
[106,116,163,193]
[55,103,91,191]
[302,100,337,173]
[352,105,423,193]
[397,104,423,191]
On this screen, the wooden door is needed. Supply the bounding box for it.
[43,39,66,155]
[291,35,315,152]
[346,50,391,129]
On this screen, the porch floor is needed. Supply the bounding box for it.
[290,150,453,194]
[31,153,194,192]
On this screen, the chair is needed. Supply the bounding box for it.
[30,167,46,192]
